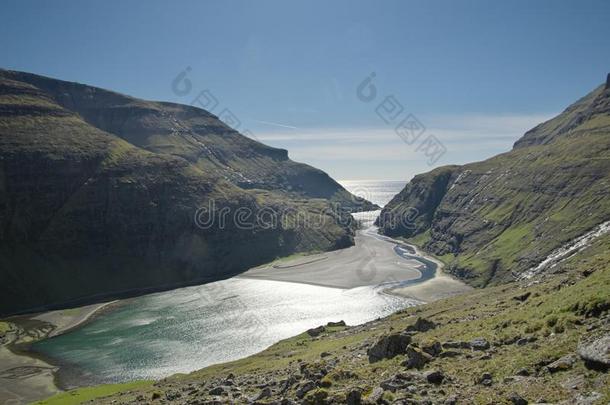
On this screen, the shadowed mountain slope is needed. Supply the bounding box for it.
[0,70,375,315]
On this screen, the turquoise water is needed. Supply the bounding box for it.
[33,180,410,386]
[35,279,413,385]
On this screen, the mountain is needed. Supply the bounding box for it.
[0,69,375,316]
[378,77,610,287]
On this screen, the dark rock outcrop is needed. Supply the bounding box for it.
[403,346,432,369]
[306,326,326,337]
[405,317,437,333]
[470,338,490,351]
[367,332,412,362]
[424,370,445,385]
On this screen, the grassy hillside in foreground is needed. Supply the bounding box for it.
[377,79,610,287]
[36,232,610,405]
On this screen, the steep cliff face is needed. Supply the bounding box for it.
[379,79,610,287]
[0,70,371,315]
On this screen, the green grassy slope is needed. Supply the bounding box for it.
[378,80,610,287]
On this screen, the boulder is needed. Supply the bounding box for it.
[307,326,326,337]
[367,332,412,362]
[422,341,442,357]
[405,317,437,333]
[327,320,346,327]
[470,338,490,351]
[296,381,315,398]
[577,334,610,371]
[403,346,432,369]
[252,387,272,401]
[439,350,460,358]
[379,373,420,392]
[477,372,493,386]
[546,355,576,373]
[512,292,531,302]
[367,387,384,403]
[424,370,445,385]
[515,368,530,376]
[508,392,528,405]
[208,386,226,395]
[442,341,470,349]
[346,389,362,405]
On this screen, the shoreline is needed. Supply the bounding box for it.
[240,225,471,303]
[1,225,471,404]
[0,300,120,404]
[381,237,473,302]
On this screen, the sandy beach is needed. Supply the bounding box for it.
[239,223,471,302]
[239,228,425,289]
[0,300,117,404]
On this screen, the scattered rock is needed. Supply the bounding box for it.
[477,372,493,386]
[424,370,445,385]
[252,386,272,401]
[444,396,458,405]
[512,292,531,302]
[403,346,432,369]
[574,391,602,405]
[406,317,437,333]
[422,341,442,357]
[320,351,331,358]
[508,392,528,405]
[296,380,315,398]
[208,386,225,395]
[165,390,182,400]
[470,338,490,351]
[577,334,610,371]
[307,326,326,337]
[439,350,460,358]
[367,332,412,362]
[546,355,576,373]
[367,387,384,403]
[515,368,530,376]
[442,341,470,349]
[327,320,346,327]
[516,336,538,346]
[346,388,362,405]
[561,374,586,390]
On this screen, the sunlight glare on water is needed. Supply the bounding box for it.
[35,278,415,384]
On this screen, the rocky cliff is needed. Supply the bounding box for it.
[379,78,610,287]
[0,70,374,316]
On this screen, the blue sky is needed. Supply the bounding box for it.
[2,0,609,180]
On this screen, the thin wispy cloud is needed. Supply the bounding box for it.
[253,120,300,130]
[255,113,555,143]
[253,112,557,180]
